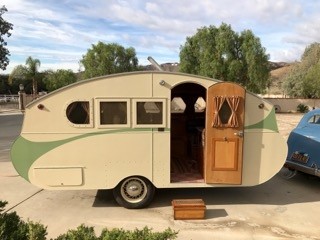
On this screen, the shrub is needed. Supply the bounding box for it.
[27,220,47,240]
[99,226,178,240]
[55,225,96,240]
[0,200,28,240]
[0,200,47,240]
[1,200,178,240]
[56,225,178,240]
[297,103,309,113]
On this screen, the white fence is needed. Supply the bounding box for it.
[265,98,320,112]
[0,94,35,111]
[0,95,19,110]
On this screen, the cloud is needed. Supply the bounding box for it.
[2,0,320,74]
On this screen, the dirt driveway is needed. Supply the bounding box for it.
[276,113,304,139]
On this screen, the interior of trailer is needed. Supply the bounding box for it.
[170,83,207,183]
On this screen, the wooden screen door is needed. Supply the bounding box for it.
[205,82,245,184]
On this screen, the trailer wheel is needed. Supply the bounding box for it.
[113,176,155,209]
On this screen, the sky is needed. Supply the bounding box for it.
[2,0,320,74]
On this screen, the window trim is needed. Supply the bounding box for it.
[64,99,93,128]
[95,98,131,129]
[132,98,166,128]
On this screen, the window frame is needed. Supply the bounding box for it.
[64,99,93,128]
[132,98,166,128]
[95,98,131,129]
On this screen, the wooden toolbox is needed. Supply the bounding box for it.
[172,199,206,220]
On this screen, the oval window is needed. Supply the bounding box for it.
[66,101,90,124]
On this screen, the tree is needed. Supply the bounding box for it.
[0,74,9,94]
[80,42,139,79]
[179,23,270,93]
[10,56,41,95]
[283,42,320,98]
[283,43,320,98]
[26,56,41,95]
[0,5,13,71]
[44,69,77,91]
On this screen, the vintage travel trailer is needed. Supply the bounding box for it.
[11,71,287,208]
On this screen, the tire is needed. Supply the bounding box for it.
[281,168,297,179]
[113,176,155,209]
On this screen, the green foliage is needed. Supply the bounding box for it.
[179,23,270,93]
[0,5,13,71]
[99,226,178,240]
[0,200,28,240]
[44,69,77,92]
[283,42,320,98]
[1,200,177,240]
[9,56,41,94]
[0,200,47,240]
[56,225,178,240]
[80,42,139,79]
[55,225,96,240]
[297,104,309,113]
[0,74,10,94]
[27,221,47,240]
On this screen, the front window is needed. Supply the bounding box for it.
[66,101,90,125]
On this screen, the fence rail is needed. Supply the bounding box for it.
[0,94,20,110]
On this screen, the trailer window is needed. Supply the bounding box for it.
[133,99,166,128]
[96,99,130,128]
[100,102,127,125]
[66,101,90,124]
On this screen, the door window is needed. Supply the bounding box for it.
[212,96,241,128]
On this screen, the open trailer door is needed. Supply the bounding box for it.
[205,82,245,184]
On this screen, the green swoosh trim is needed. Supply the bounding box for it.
[245,107,278,132]
[11,128,168,181]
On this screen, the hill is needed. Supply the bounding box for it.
[268,62,294,96]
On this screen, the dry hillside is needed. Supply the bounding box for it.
[268,63,294,95]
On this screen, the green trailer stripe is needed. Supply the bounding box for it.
[245,108,278,132]
[11,128,168,181]
[12,107,278,182]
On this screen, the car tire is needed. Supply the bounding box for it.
[281,168,297,179]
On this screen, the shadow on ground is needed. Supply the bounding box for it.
[93,169,320,209]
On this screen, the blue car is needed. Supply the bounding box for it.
[285,109,320,178]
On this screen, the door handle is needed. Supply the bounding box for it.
[234,130,244,137]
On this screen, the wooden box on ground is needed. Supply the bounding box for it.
[172,199,206,220]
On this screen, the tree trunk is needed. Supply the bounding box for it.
[32,78,37,96]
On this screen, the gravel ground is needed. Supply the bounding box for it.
[276,113,304,139]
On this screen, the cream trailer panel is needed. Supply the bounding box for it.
[11,71,287,209]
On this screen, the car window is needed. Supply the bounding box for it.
[308,114,320,124]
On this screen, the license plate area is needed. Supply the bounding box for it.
[291,152,309,164]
